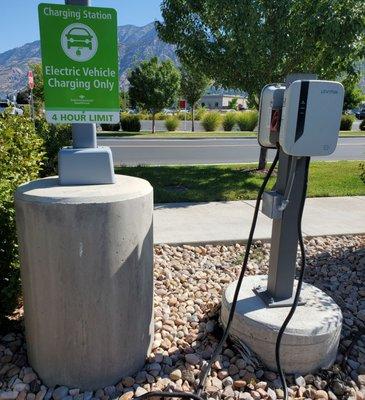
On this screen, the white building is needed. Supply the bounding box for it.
[198,94,247,110]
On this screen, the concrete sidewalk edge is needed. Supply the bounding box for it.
[154,231,365,246]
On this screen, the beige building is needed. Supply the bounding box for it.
[199,94,247,110]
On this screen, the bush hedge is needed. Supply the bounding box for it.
[360,120,365,131]
[223,112,237,131]
[0,115,45,320]
[100,123,120,131]
[35,118,72,177]
[165,116,179,131]
[236,110,258,131]
[340,115,355,131]
[201,112,222,131]
[121,114,141,132]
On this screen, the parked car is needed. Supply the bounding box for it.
[10,106,24,116]
[355,108,365,120]
[0,100,24,115]
[0,100,9,112]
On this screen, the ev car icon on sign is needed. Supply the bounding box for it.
[61,23,98,62]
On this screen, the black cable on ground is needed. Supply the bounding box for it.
[196,150,280,396]
[274,156,311,400]
[136,150,280,400]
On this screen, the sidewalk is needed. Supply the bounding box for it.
[154,196,365,245]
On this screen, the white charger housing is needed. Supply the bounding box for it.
[279,80,344,156]
[258,84,285,148]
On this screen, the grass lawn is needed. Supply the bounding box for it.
[340,130,365,136]
[99,130,364,138]
[115,161,365,203]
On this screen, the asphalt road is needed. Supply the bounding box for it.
[97,137,365,166]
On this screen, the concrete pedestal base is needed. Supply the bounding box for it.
[221,275,342,374]
[15,175,154,390]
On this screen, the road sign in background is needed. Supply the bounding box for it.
[28,71,34,90]
[38,3,119,124]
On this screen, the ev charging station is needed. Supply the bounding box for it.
[221,74,345,376]
[13,2,347,392]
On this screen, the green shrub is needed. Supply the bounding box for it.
[176,112,191,120]
[0,115,44,321]
[360,120,365,131]
[195,106,207,121]
[132,112,150,120]
[155,112,166,120]
[201,112,222,131]
[236,110,258,131]
[35,118,72,177]
[121,114,141,132]
[165,116,180,131]
[223,112,237,131]
[100,123,120,131]
[340,114,355,131]
[21,104,31,118]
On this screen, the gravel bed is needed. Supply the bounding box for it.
[0,235,364,400]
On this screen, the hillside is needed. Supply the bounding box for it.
[0,22,177,97]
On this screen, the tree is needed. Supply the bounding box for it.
[342,78,365,111]
[120,90,129,111]
[16,88,30,105]
[157,0,365,167]
[128,57,181,133]
[228,98,238,110]
[180,65,211,131]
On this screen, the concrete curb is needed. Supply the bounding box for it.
[98,135,363,140]
[97,135,257,140]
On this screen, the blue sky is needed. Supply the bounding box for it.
[0,0,162,53]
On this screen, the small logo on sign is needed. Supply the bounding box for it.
[61,23,98,62]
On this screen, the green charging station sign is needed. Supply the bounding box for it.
[38,3,119,124]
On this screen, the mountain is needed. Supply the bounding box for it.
[0,22,177,97]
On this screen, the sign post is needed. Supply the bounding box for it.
[27,71,35,121]
[38,0,119,184]
[179,99,187,131]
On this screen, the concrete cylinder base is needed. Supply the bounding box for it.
[221,275,342,374]
[15,175,154,390]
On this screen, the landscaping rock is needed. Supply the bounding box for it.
[52,388,68,400]
[295,376,306,387]
[121,378,134,388]
[169,369,182,381]
[134,387,147,397]
[0,392,19,400]
[0,236,364,400]
[118,392,133,400]
[185,354,200,365]
[315,390,329,399]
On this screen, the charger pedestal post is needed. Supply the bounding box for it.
[221,74,343,374]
